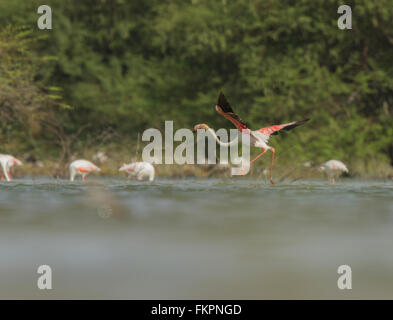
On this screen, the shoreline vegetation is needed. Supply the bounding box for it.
[11,163,393,181]
[1,1,392,179]
[10,143,393,180]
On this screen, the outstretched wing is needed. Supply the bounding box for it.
[258,119,310,137]
[215,92,249,131]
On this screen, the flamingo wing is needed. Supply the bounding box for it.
[258,119,309,138]
[215,92,249,131]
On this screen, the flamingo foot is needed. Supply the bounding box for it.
[270,179,275,185]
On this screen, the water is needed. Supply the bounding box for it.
[0,178,392,299]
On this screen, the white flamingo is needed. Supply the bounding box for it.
[194,92,309,184]
[0,154,23,182]
[319,160,348,184]
[119,162,155,182]
[69,159,101,181]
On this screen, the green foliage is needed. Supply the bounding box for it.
[0,26,45,142]
[0,0,392,172]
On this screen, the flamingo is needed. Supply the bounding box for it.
[0,154,23,182]
[194,93,309,184]
[119,162,155,181]
[69,159,101,181]
[319,160,348,184]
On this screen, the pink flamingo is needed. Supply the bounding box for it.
[0,154,23,182]
[194,93,309,184]
[319,160,349,184]
[69,159,101,181]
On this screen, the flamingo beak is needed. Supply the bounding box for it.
[119,164,128,172]
[194,124,207,131]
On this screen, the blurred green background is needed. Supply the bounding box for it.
[0,0,392,177]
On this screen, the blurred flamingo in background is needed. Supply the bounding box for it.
[194,93,309,184]
[69,159,101,181]
[119,162,155,182]
[319,160,348,184]
[0,154,23,182]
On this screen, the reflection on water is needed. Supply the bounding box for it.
[0,178,392,299]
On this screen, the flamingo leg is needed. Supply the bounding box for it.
[1,174,4,181]
[241,148,268,175]
[250,148,268,165]
[8,171,12,180]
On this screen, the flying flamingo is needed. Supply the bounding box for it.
[319,160,348,184]
[119,162,155,182]
[69,159,101,181]
[194,93,309,184]
[0,154,23,182]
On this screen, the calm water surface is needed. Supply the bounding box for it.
[0,178,392,299]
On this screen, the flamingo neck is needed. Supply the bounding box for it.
[206,128,238,147]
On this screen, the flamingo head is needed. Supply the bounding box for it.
[12,158,23,166]
[119,163,127,172]
[194,123,209,131]
[119,163,134,172]
[318,165,326,172]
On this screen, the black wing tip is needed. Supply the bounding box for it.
[294,118,310,125]
[280,118,310,133]
[217,92,227,105]
[217,92,233,112]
